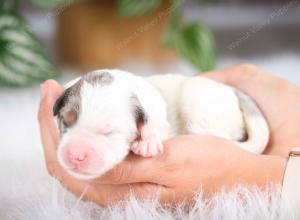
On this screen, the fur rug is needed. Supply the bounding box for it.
[1,55,299,219]
[2,182,296,220]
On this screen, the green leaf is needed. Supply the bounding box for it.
[197,0,222,3]
[174,23,215,72]
[0,0,19,12]
[162,0,181,48]
[27,0,76,8]
[0,11,58,87]
[117,0,162,17]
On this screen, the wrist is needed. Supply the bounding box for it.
[236,154,287,187]
[256,155,287,186]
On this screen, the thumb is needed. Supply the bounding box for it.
[38,80,63,165]
[38,79,63,124]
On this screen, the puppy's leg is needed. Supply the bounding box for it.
[131,123,165,157]
[130,94,169,157]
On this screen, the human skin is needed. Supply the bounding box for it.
[38,64,300,206]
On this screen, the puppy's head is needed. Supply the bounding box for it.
[53,70,145,179]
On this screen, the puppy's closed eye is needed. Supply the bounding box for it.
[95,124,113,136]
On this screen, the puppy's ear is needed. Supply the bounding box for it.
[53,90,68,116]
[135,103,147,126]
[131,94,148,130]
[54,79,82,117]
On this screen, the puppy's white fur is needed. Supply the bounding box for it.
[56,69,269,179]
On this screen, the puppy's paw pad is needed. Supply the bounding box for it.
[131,129,163,157]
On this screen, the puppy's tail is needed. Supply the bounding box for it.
[234,90,269,154]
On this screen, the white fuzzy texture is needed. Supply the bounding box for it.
[147,73,269,153]
[2,180,295,220]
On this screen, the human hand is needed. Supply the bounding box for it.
[38,64,291,205]
[206,64,300,156]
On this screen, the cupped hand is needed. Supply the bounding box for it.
[38,64,291,206]
[206,64,300,156]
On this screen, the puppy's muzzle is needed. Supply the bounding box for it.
[60,134,104,175]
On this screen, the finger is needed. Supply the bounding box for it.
[95,182,196,207]
[203,64,286,107]
[204,63,290,90]
[96,135,196,185]
[99,183,184,207]
[204,64,263,85]
[95,183,169,206]
[97,135,193,185]
[96,153,164,185]
[38,80,63,164]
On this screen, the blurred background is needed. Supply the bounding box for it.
[0,0,300,216]
[1,0,300,86]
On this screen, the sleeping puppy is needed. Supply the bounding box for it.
[53,69,269,180]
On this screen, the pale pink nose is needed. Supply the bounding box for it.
[67,148,88,165]
[64,136,96,168]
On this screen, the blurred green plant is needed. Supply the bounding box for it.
[117,0,163,17]
[0,0,216,86]
[28,0,77,8]
[0,0,58,87]
[116,0,215,71]
[28,0,217,72]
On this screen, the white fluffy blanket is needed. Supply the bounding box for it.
[2,182,295,220]
[1,55,299,219]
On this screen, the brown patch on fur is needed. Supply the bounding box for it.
[54,71,114,135]
[54,79,83,134]
[83,71,114,86]
[54,71,113,134]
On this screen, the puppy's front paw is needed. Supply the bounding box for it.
[131,126,163,157]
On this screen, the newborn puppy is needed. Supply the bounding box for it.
[53,69,269,180]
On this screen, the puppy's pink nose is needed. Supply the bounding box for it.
[67,148,88,165]
[63,137,96,168]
